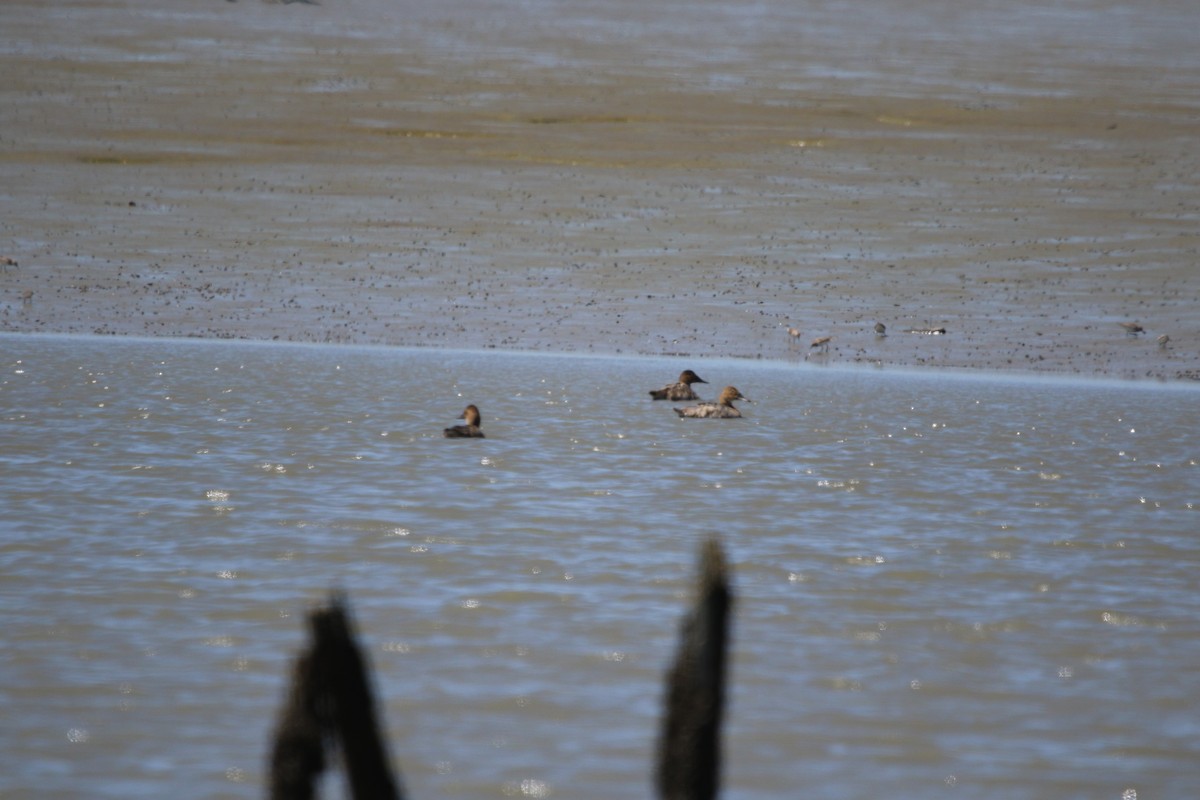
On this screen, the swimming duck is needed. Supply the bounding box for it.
[649,369,708,401]
[674,386,750,419]
[443,404,485,438]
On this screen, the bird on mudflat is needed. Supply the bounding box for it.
[874,322,887,336]
[443,404,485,438]
[1119,322,1145,336]
[674,386,751,419]
[649,369,708,401]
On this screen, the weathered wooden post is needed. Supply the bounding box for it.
[269,539,734,799]
[268,594,405,800]
[656,537,733,800]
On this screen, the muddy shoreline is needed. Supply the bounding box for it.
[2,0,1197,380]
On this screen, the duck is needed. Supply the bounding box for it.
[443,404,485,438]
[674,386,750,419]
[649,369,708,401]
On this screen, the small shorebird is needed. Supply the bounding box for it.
[786,327,802,339]
[444,404,485,438]
[649,369,708,401]
[1157,334,1170,349]
[1119,322,1145,336]
[809,335,832,354]
[874,322,887,337]
[0,256,17,269]
[674,386,750,419]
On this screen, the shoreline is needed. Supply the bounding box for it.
[2,264,1195,382]
[5,329,1197,391]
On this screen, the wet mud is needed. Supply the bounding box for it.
[2,0,1197,380]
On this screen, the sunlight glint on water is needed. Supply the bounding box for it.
[1,335,1198,798]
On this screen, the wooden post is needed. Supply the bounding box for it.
[656,537,733,800]
[269,594,405,800]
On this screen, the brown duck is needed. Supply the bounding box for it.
[444,404,485,438]
[649,369,708,401]
[674,386,750,419]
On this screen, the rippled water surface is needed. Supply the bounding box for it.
[2,334,1198,798]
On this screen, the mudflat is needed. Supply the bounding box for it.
[2,0,1197,380]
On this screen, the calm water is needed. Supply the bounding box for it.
[1,334,1198,798]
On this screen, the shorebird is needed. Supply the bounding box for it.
[874,322,887,337]
[1119,322,1145,336]
[1157,334,1170,349]
[809,335,832,354]
[0,256,17,269]
[649,369,708,401]
[674,386,751,419]
[443,405,485,438]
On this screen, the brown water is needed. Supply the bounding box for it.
[2,334,1199,797]
[2,0,1199,379]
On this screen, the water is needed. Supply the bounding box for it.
[1,333,1198,798]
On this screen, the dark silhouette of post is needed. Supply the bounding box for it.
[269,594,405,800]
[270,540,735,800]
[656,537,733,800]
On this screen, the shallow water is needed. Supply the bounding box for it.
[1,334,1198,797]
